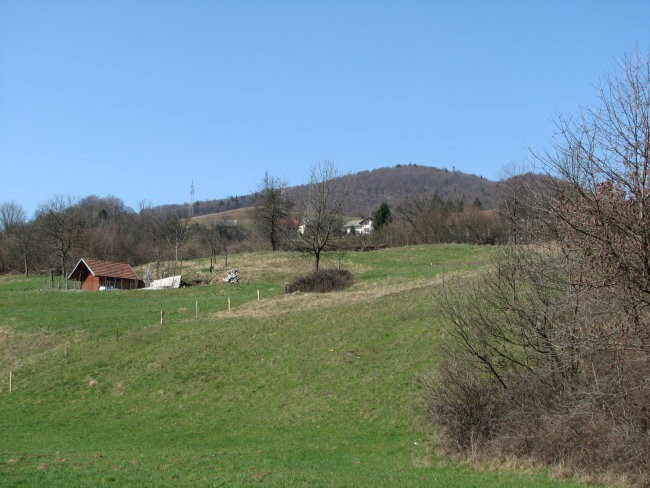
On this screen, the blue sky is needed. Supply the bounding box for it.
[1,1,649,217]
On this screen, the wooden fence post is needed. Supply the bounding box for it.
[9,371,12,394]
[257,289,260,302]
[195,300,198,319]
[228,297,231,311]
[160,310,164,326]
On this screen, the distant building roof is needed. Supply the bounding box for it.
[68,258,139,281]
[344,219,363,227]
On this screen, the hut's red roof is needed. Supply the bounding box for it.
[68,258,139,281]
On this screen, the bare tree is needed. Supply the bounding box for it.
[397,196,446,243]
[298,161,350,270]
[13,222,36,276]
[539,49,650,318]
[431,50,650,483]
[498,170,543,243]
[0,201,26,232]
[140,210,166,276]
[0,201,34,275]
[164,213,191,274]
[200,220,232,272]
[252,172,293,251]
[35,196,86,284]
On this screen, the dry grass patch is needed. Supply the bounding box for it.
[135,251,373,286]
[209,271,476,320]
[217,251,371,284]
[190,207,256,228]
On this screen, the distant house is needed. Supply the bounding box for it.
[344,219,362,234]
[68,258,140,291]
[359,217,374,234]
[344,217,374,235]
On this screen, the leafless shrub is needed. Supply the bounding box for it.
[431,246,650,484]
[285,268,353,293]
[430,50,650,485]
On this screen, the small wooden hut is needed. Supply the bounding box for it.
[68,258,140,291]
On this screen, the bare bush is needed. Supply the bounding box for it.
[430,50,650,486]
[389,196,507,246]
[539,52,650,337]
[431,246,650,484]
[285,268,353,293]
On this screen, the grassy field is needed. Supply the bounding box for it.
[190,207,256,229]
[0,245,588,487]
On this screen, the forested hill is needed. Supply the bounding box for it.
[331,164,502,216]
[160,164,504,218]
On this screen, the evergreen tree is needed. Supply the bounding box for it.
[373,202,391,231]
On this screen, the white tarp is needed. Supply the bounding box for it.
[148,275,182,290]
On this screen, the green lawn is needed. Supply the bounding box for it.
[0,245,586,486]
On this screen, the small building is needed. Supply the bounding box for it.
[344,217,374,235]
[359,217,374,234]
[68,258,140,291]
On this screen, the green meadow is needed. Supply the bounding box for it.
[0,245,587,487]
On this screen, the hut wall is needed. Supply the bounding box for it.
[98,276,137,290]
[81,275,100,291]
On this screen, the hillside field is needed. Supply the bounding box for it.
[0,245,588,487]
[190,207,256,229]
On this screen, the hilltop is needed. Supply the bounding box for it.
[164,164,504,220]
[335,164,501,215]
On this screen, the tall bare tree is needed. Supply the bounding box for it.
[253,172,293,251]
[539,49,650,316]
[431,50,650,482]
[13,222,36,276]
[298,161,350,270]
[0,201,26,232]
[0,201,29,273]
[164,213,191,274]
[200,220,232,272]
[36,196,86,283]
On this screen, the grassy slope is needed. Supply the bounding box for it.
[190,207,256,229]
[0,245,585,487]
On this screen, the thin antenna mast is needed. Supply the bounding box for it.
[189,180,195,218]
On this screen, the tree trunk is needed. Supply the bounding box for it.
[61,253,67,290]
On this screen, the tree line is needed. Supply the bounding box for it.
[0,160,524,279]
[0,195,247,281]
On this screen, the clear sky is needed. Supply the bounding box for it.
[1,0,649,217]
